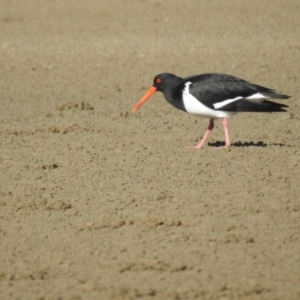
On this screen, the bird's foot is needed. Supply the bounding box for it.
[185,145,204,150]
[215,144,231,149]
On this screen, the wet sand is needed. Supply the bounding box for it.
[1,1,300,299]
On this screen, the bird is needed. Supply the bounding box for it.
[132,73,290,149]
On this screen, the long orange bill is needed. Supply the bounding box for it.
[132,86,157,112]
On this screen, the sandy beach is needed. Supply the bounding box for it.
[1,0,300,299]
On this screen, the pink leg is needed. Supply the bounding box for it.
[186,119,214,149]
[221,117,231,148]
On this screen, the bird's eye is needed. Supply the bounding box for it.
[156,78,162,84]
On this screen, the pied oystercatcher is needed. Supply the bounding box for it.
[132,73,290,149]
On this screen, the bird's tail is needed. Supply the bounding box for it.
[237,100,288,112]
[260,91,291,100]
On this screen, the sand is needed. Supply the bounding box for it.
[1,0,300,299]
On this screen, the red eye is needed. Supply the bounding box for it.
[156,78,162,84]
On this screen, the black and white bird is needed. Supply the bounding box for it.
[132,73,290,149]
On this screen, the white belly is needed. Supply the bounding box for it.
[182,82,236,119]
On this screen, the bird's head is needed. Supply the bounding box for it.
[132,73,181,112]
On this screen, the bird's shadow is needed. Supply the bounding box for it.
[208,141,289,148]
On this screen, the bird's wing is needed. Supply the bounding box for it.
[185,73,271,110]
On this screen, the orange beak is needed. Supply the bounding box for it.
[132,86,157,112]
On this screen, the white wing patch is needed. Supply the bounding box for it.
[213,93,267,109]
[246,92,268,100]
[182,82,235,119]
[213,96,243,109]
